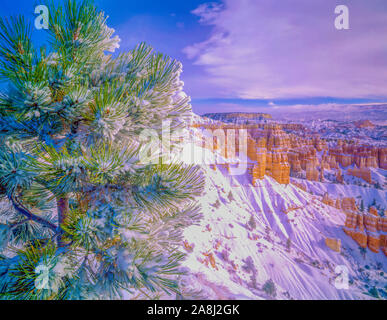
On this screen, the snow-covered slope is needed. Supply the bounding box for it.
[292,177,387,209]
[177,142,387,300]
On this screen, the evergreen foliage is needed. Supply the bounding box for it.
[262,279,277,298]
[0,0,203,299]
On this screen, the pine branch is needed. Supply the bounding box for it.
[9,218,29,230]
[9,194,58,233]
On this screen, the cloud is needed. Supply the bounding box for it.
[184,0,387,99]
[191,2,225,24]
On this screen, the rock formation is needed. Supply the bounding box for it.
[343,207,387,255]
[325,238,341,253]
[336,168,344,184]
[192,117,386,257]
[347,166,373,184]
[191,121,385,188]
[306,163,319,181]
[354,120,375,129]
[322,193,334,207]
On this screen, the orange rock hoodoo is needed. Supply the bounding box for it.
[343,207,387,255]
[347,167,373,184]
[321,194,386,255]
[325,238,341,253]
[329,142,382,170]
[194,123,292,184]
[355,120,375,129]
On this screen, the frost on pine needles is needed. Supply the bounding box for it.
[0,0,203,300]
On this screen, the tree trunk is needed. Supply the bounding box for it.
[57,196,69,247]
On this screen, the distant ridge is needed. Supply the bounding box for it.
[203,112,272,123]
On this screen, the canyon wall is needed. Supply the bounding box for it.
[193,120,386,256]
[193,122,386,186]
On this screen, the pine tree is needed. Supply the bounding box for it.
[262,279,277,298]
[0,0,203,300]
[286,238,292,252]
[360,200,364,212]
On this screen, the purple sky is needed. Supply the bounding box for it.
[3,0,387,115]
[184,0,387,101]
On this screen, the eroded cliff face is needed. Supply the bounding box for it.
[343,208,387,256]
[355,120,376,129]
[329,143,382,169]
[348,167,373,184]
[320,193,387,256]
[192,122,386,186]
[191,119,386,259]
[179,138,386,300]
[192,123,292,184]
